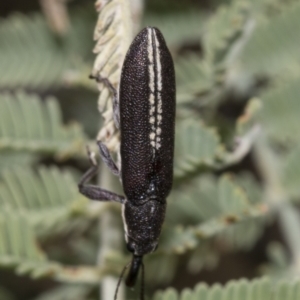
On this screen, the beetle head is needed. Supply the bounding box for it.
[122,200,165,256]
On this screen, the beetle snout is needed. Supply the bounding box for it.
[125,255,143,287]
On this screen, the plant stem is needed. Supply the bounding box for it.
[97,163,124,300]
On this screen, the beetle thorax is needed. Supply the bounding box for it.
[122,199,166,256]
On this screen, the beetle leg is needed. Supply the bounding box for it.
[90,74,120,129]
[97,141,120,176]
[79,184,125,203]
[78,146,125,203]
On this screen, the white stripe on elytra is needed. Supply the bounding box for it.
[147,28,154,94]
[147,28,163,151]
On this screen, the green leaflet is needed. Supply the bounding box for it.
[239,1,300,75]
[160,174,266,254]
[0,208,102,283]
[203,1,250,65]
[0,150,36,173]
[0,207,47,271]
[260,77,300,144]
[0,92,86,159]
[225,173,266,250]
[153,277,300,300]
[0,166,87,229]
[145,253,179,285]
[174,1,250,104]
[170,174,254,225]
[174,119,223,178]
[175,55,216,103]
[174,103,261,179]
[281,145,300,201]
[0,8,94,90]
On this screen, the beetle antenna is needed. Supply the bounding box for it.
[114,261,131,300]
[140,261,145,300]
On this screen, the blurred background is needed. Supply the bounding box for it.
[1,0,300,299]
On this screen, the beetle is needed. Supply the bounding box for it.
[78,26,175,297]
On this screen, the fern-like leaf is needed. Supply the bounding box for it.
[0,207,47,270]
[281,145,300,201]
[259,77,300,144]
[0,150,36,173]
[175,55,216,103]
[174,119,224,178]
[0,8,95,90]
[153,277,300,300]
[160,174,267,254]
[0,166,87,229]
[203,1,250,65]
[0,207,101,282]
[239,1,300,75]
[0,92,86,159]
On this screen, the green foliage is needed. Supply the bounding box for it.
[238,1,300,75]
[0,150,36,172]
[153,277,300,300]
[203,1,250,65]
[174,119,223,178]
[0,8,94,90]
[281,146,300,201]
[0,166,87,229]
[0,203,100,282]
[160,174,266,255]
[175,55,216,103]
[0,207,52,276]
[0,92,86,159]
[260,77,300,144]
[0,0,299,298]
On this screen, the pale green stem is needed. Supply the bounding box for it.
[97,163,124,300]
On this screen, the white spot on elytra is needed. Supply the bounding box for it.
[150,132,155,140]
[150,106,155,114]
[149,94,155,105]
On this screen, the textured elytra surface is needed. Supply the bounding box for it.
[120,27,176,203]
